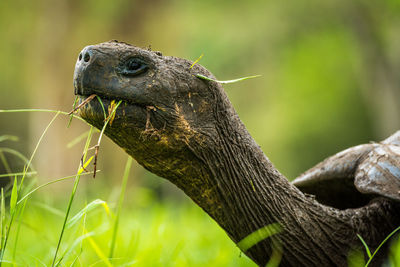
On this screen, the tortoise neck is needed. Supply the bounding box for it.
[198,111,305,235]
[174,95,348,265]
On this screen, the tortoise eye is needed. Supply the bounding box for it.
[120,58,148,76]
[127,60,141,71]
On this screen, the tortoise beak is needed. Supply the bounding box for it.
[73,45,96,96]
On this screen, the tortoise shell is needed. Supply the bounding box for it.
[292,131,400,209]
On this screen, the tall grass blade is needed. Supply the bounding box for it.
[12,198,28,262]
[0,200,15,263]
[9,177,18,215]
[0,172,37,179]
[0,188,4,250]
[84,228,113,267]
[0,136,18,143]
[109,157,133,259]
[68,96,79,128]
[237,223,281,252]
[66,199,108,229]
[17,172,93,205]
[51,126,94,267]
[0,109,86,123]
[357,234,372,258]
[0,112,60,265]
[365,225,400,267]
[59,201,89,264]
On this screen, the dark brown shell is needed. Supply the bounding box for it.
[292,131,400,208]
[355,138,400,201]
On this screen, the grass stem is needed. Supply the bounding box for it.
[109,157,133,259]
[51,126,94,266]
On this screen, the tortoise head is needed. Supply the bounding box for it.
[73,41,227,180]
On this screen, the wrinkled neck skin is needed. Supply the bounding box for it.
[101,83,399,267]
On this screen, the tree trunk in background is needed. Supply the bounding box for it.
[28,0,75,179]
[345,2,400,138]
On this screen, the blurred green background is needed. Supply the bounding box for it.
[0,0,399,265]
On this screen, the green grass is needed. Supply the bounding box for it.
[357,227,400,267]
[109,157,133,259]
[0,186,254,266]
[0,108,399,267]
[51,125,95,266]
[0,108,255,266]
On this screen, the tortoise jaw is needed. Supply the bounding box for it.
[75,93,150,135]
[75,95,109,127]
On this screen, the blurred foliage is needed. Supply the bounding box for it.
[1,0,399,180]
[3,183,255,266]
[0,0,400,265]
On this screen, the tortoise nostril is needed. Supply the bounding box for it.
[83,52,90,62]
[77,47,93,64]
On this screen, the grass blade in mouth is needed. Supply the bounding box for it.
[91,100,123,178]
[107,100,117,125]
[68,95,123,178]
[67,96,79,127]
[96,96,107,120]
[68,94,97,115]
[195,74,261,84]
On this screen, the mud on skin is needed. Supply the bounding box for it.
[73,41,400,267]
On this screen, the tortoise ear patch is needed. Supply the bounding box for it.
[355,145,400,201]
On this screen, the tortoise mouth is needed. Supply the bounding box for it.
[74,91,148,130]
[75,87,149,108]
[74,78,151,114]
[76,94,110,114]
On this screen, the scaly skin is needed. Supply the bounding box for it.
[73,41,400,266]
